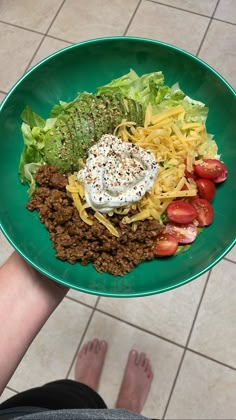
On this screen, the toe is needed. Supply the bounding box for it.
[138,352,146,366]
[91,338,99,352]
[148,368,154,381]
[87,341,93,351]
[80,343,88,355]
[143,358,150,371]
[99,340,108,354]
[128,349,138,365]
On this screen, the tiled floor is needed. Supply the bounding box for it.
[0,0,236,418]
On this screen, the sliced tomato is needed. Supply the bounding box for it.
[196,178,216,201]
[194,159,226,179]
[165,222,198,244]
[192,198,214,226]
[212,167,228,183]
[166,201,197,224]
[185,167,198,181]
[153,233,178,257]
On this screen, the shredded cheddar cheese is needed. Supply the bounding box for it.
[67,174,93,226]
[94,212,120,238]
[114,104,218,225]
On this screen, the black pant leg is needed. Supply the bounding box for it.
[0,380,107,410]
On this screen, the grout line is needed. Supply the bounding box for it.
[214,17,236,26]
[23,0,66,73]
[123,0,143,35]
[196,20,213,56]
[44,33,73,45]
[187,348,236,372]
[161,349,186,420]
[5,386,18,394]
[162,270,211,419]
[224,257,236,265]
[146,0,213,19]
[95,307,185,350]
[196,0,221,56]
[41,0,66,35]
[0,90,7,95]
[0,19,45,35]
[184,269,212,347]
[65,294,99,309]
[65,297,100,379]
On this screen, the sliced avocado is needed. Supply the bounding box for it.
[44,117,75,173]
[77,93,96,142]
[99,95,113,133]
[107,94,125,130]
[90,96,110,140]
[44,93,145,173]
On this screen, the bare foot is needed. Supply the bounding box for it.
[116,349,153,413]
[75,338,108,391]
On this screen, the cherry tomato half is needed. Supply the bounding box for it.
[196,178,216,201]
[153,233,178,257]
[185,167,198,181]
[165,223,198,244]
[192,198,214,226]
[166,201,197,224]
[194,159,226,179]
[212,167,228,183]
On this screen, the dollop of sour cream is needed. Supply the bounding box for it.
[77,134,159,213]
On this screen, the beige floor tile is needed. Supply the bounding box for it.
[30,36,72,68]
[48,0,139,42]
[9,299,92,392]
[189,260,236,368]
[69,312,183,419]
[67,288,98,307]
[0,387,17,403]
[0,0,63,33]
[0,22,42,92]
[98,273,207,345]
[199,20,236,89]
[127,1,209,54]
[225,245,236,262]
[0,231,14,267]
[153,0,218,16]
[165,351,236,419]
[215,0,236,24]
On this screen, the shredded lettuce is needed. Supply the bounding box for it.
[97,70,208,126]
[174,244,191,256]
[19,107,57,195]
[21,105,45,128]
[97,69,165,108]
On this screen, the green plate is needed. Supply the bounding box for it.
[0,37,235,297]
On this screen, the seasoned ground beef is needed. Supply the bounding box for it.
[27,165,164,276]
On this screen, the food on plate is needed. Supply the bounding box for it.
[191,198,214,227]
[196,179,216,201]
[77,134,159,213]
[194,158,227,179]
[165,222,198,244]
[26,165,163,276]
[166,201,197,224]
[19,70,228,274]
[153,233,178,257]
